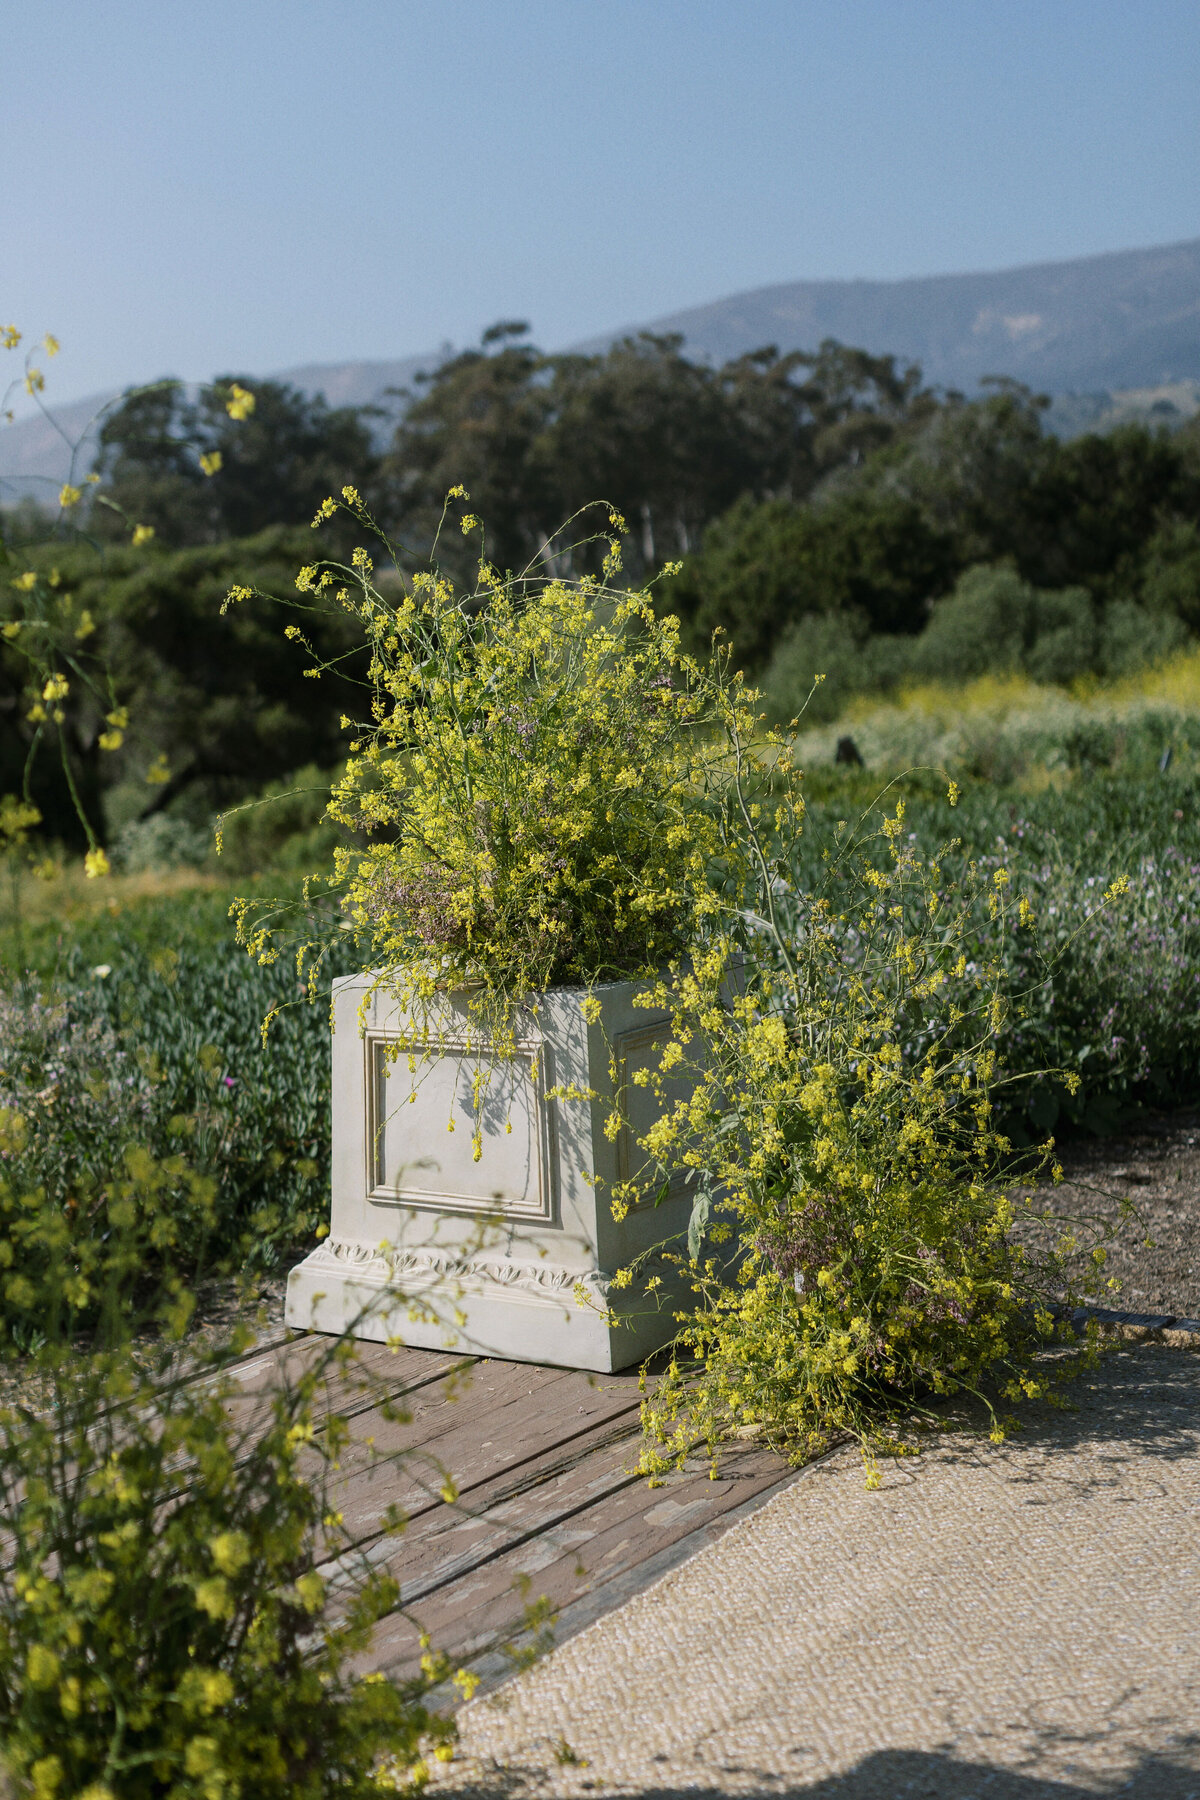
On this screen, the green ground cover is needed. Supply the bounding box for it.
[5,706,1200,1303]
[6,535,1198,1787]
[0,877,353,1283]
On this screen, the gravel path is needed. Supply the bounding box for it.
[434,1344,1200,1799]
[427,1111,1200,1798]
[1016,1107,1200,1319]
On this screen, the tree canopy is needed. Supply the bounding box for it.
[94,378,379,546]
[7,328,1200,847]
[380,326,937,578]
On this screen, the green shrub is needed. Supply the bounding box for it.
[665,491,956,673]
[793,769,1200,1135]
[216,764,346,877]
[625,769,1103,1475]
[912,564,1097,686]
[1099,599,1188,677]
[0,911,352,1285]
[0,1154,459,1795]
[759,567,1184,728]
[111,812,213,874]
[760,613,915,724]
[1140,517,1200,628]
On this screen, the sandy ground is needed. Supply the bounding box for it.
[1016,1106,1200,1321]
[434,1344,1200,1798]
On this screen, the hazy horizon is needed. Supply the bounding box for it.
[6,0,1200,417]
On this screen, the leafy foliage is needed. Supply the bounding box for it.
[94,378,380,548]
[680,386,1200,702]
[381,328,936,582]
[609,744,1110,1471]
[0,532,364,847]
[0,901,348,1288]
[0,1160,458,1795]
[665,490,958,671]
[794,766,1200,1137]
[232,498,762,1053]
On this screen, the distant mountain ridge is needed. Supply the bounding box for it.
[587,238,1200,395]
[5,238,1200,499]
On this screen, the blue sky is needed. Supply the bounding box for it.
[6,0,1200,407]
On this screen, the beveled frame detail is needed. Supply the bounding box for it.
[363,1029,559,1223]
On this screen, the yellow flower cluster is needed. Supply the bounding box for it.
[629,760,1088,1476]
[222,491,1096,1476]
[307,560,755,1039]
[224,382,255,421]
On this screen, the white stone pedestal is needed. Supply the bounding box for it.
[285,972,695,1371]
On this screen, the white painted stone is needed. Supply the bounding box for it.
[285,971,696,1370]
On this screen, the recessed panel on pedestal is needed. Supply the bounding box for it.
[365,1031,557,1222]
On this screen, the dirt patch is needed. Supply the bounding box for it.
[1013,1106,1200,1319]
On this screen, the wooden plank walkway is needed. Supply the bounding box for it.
[226,1334,802,1692]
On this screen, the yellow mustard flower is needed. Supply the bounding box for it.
[225,382,255,420]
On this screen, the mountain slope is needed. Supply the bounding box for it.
[5,238,1200,499]
[589,238,1200,394]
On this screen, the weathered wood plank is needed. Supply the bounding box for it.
[352,1434,792,1681]
[324,1363,642,1543]
[70,1329,796,1699]
[218,1337,470,1446]
[319,1405,646,1601]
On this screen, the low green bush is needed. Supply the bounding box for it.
[216,764,346,878]
[1,886,354,1287]
[110,813,214,875]
[760,566,1195,729]
[0,1142,460,1795]
[912,564,1098,687]
[625,765,1105,1475]
[760,613,915,724]
[794,769,1200,1134]
[1098,599,1188,677]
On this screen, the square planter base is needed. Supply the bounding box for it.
[285,1239,678,1372]
[284,971,699,1373]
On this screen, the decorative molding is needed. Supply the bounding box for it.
[363,1029,558,1222]
[310,1235,608,1304]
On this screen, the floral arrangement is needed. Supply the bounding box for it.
[230,495,760,1046]
[624,784,1126,1475]
[231,489,1123,1471]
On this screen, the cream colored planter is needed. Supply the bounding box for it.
[285,971,694,1371]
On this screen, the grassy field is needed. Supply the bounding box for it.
[786,651,1200,1136]
[791,646,1200,785]
[0,867,349,1284]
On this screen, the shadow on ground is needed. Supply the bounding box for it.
[923,1342,1200,1477]
[436,1744,1200,1798]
